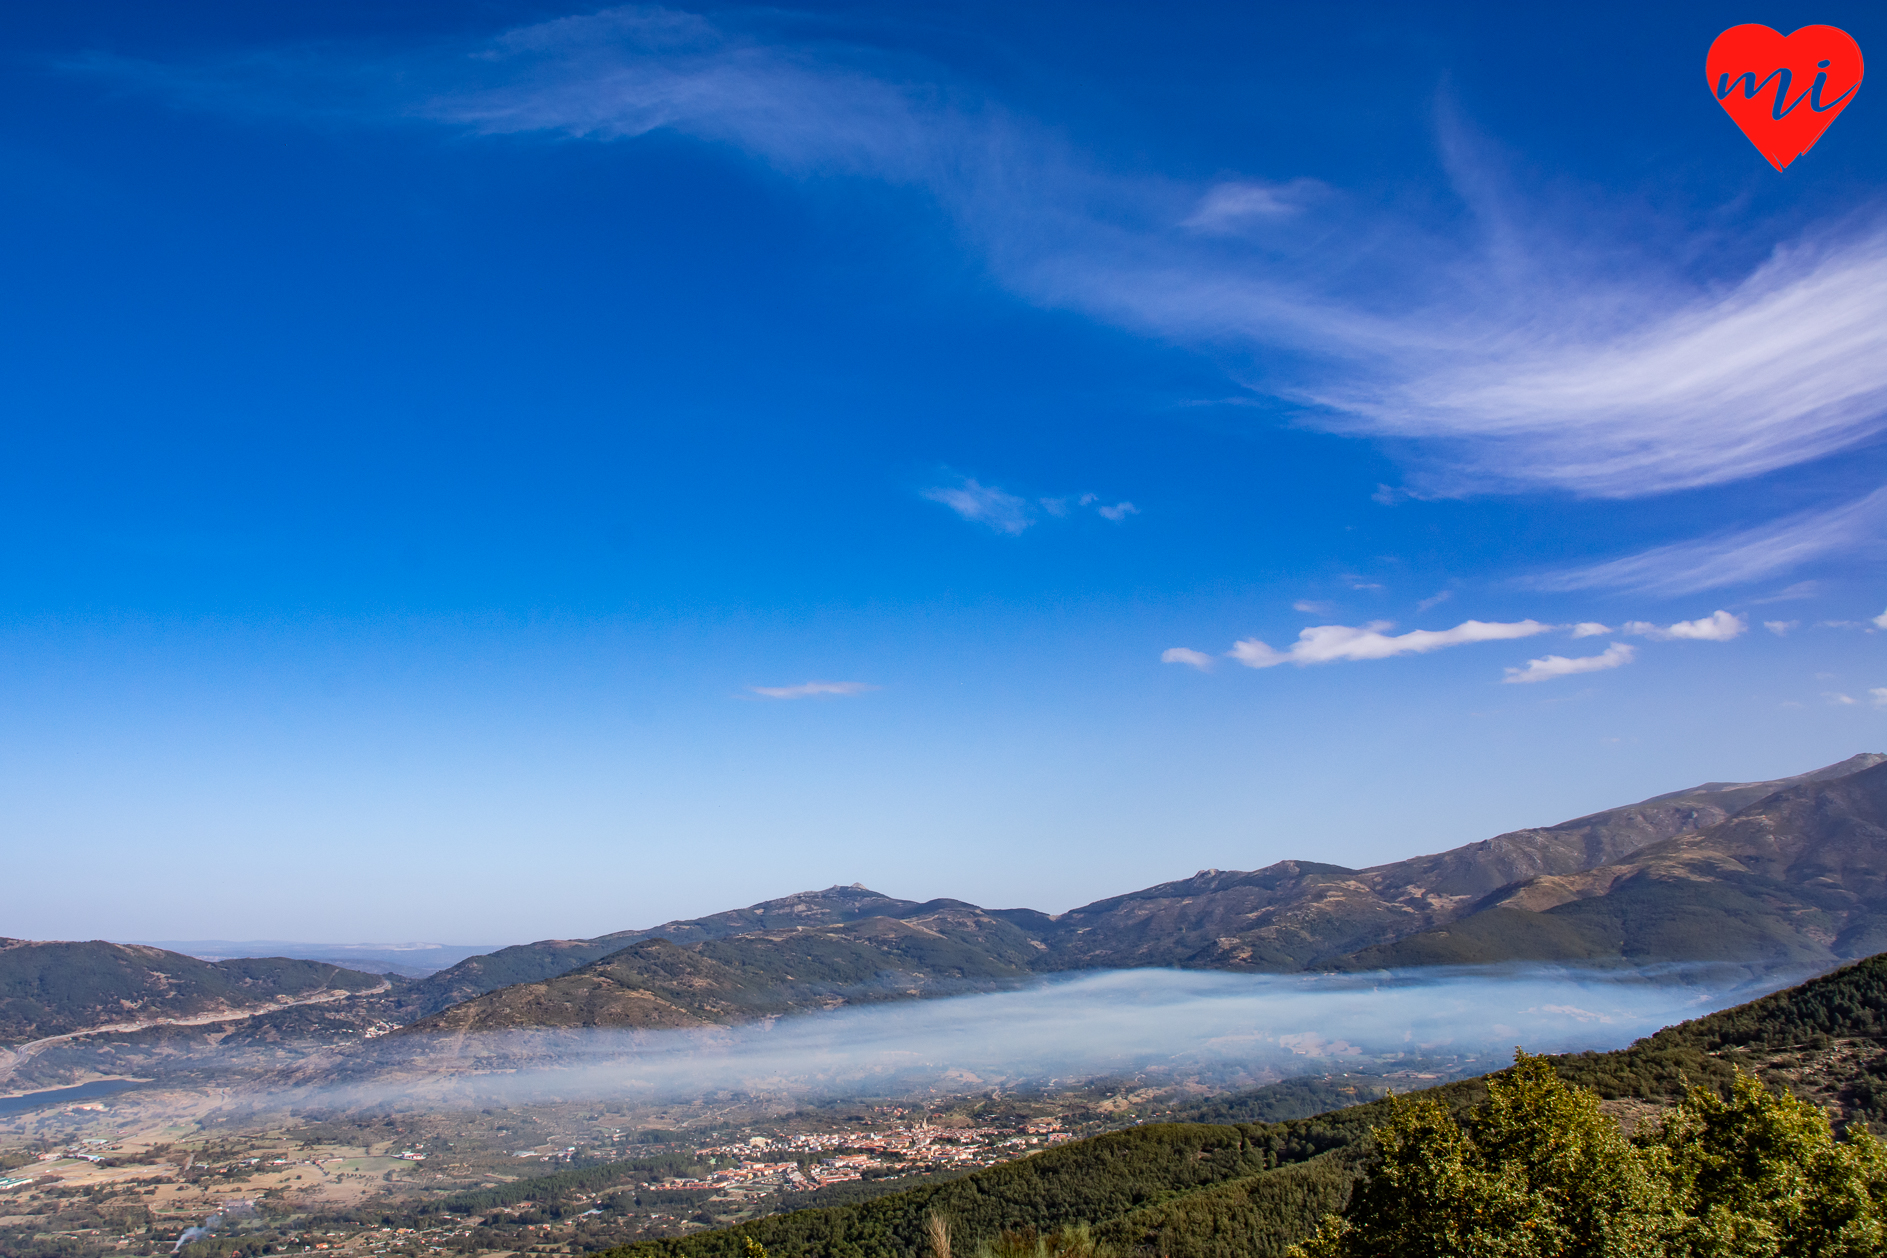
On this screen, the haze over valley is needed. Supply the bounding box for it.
[5,752,1884,1124]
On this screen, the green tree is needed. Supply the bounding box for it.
[1294,1052,1887,1258]
[1648,1071,1887,1258]
[1293,1051,1669,1257]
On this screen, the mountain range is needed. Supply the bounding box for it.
[9,752,1887,1046]
[397,752,1887,1032]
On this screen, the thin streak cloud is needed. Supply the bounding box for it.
[1533,488,1887,595]
[748,680,878,699]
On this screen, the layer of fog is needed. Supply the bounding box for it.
[257,964,1808,1118]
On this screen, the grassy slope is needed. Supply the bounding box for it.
[608,954,1887,1258]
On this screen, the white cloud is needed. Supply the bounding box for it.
[108,12,1887,508]
[749,680,879,699]
[1097,501,1139,522]
[921,478,1033,534]
[1292,600,1334,614]
[1160,648,1214,671]
[1764,620,1800,636]
[1416,591,1453,613]
[1570,622,1612,638]
[1228,618,1551,669]
[1826,692,1859,706]
[1620,611,1746,642]
[1874,608,1887,630]
[1533,488,1887,595]
[1871,688,1887,708]
[1502,642,1635,684]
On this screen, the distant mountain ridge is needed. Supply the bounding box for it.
[396,753,1887,1032]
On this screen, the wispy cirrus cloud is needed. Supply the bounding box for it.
[1179,178,1327,233]
[1753,581,1820,604]
[1217,617,1550,669]
[1533,488,1887,595]
[748,680,878,699]
[921,478,1034,535]
[1502,642,1635,684]
[923,478,1141,534]
[86,7,1887,509]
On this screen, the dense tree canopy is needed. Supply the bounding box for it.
[1291,1053,1887,1258]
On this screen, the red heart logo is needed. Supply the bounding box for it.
[1707,24,1863,170]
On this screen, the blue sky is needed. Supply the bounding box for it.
[5,1,1887,944]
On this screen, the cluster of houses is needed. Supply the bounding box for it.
[662,1118,1074,1194]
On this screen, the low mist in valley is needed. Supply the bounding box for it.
[150,963,1817,1122]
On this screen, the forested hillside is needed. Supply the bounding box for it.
[391,885,925,1017]
[400,905,1039,1032]
[0,940,385,1045]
